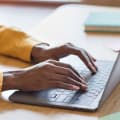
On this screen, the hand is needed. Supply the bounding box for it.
[31,43,97,74]
[2,59,87,91]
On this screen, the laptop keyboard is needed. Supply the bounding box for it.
[47,61,114,106]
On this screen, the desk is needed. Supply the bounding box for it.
[0,3,120,120]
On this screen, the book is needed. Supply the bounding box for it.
[85,12,120,32]
[99,112,120,120]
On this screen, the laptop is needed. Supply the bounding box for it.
[9,53,120,111]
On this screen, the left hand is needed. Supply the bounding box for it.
[31,43,97,74]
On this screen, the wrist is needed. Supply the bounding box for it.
[2,70,23,91]
[31,43,49,63]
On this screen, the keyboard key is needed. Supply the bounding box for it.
[63,96,72,103]
[75,96,93,105]
[56,94,67,102]
[49,97,57,102]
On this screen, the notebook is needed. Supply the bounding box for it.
[85,12,120,32]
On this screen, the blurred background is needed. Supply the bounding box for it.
[0,0,120,6]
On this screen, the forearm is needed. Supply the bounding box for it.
[0,26,49,92]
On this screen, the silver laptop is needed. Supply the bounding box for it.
[9,53,120,111]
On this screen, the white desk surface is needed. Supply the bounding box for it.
[34,4,120,61]
[0,3,120,120]
[0,3,55,32]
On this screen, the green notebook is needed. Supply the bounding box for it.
[99,112,120,120]
[85,12,120,32]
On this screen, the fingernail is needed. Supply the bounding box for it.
[71,85,80,90]
[92,66,97,74]
[88,62,97,72]
[96,66,98,71]
[81,84,88,90]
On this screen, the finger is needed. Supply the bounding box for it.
[80,50,97,73]
[48,60,84,79]
[84,52,97,70]
[85,52,98,72]
[86,52,96,62]
[91,56,96,62]
[62,43,96,73]
[59,76,87,90]
[68,47,97,73]
[46,72,87,90]
[51,81,80,90]
[87,54,96,62]
[48,43,96,73]
[50,64,87,85]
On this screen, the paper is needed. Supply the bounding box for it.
[99,112,120,120]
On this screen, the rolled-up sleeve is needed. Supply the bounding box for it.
[0,26,40,62]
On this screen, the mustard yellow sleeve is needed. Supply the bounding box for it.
[0,26,40,62]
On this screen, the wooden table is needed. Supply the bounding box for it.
[0,3,120,120]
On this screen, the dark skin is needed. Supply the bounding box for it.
[2,43,97,92]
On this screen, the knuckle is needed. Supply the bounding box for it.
[66,64,72,68]
[44,63,52,69]
[61,43,73,52]
[61,75,68,81]
[66,68,72,75]
[54,82,61,87]
[79,48,84,54]
[47,59,55,63]
[84,50,88,55]
[81,48,87,54]
[65,42,72,46]
[63,42,71,48]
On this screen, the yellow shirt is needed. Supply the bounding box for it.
[0,26,39,91]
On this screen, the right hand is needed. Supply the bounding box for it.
[32,43,97,74]
[3,59,87,92]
